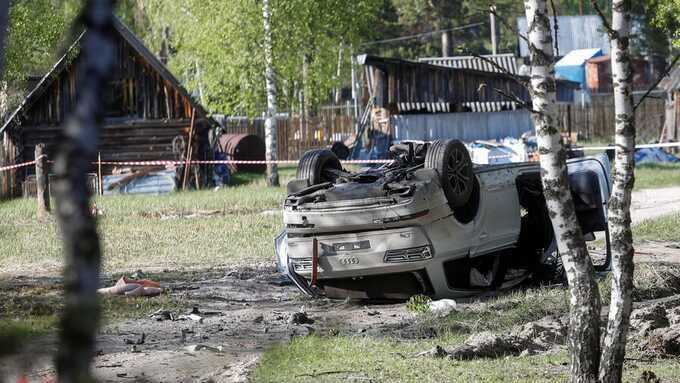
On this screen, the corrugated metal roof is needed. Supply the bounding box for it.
[517,15,610,57]
[556,49,602,67]
[418,54,518,75]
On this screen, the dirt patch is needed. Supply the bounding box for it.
[1,265,413,382]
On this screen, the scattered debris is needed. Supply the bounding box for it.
[427,299,457,317]
[668,306,680,326]
[288,310,314,325]
[124,333,146,345]
[630,305,670,335]
[253,315,264,324]
[184,344,224,353]
[642,325,680,356]
[638,370,661,383]
[150,309,174,321]
[415,345,448,358]
[448,331,531,360]
[97,276,162,297]
[366,309,381,316]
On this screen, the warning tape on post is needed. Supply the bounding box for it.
[0,160,36,173]
[2,142,679,173]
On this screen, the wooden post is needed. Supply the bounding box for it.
[97,152,102,195]
[182,108,196,191]
[35,144,50,218]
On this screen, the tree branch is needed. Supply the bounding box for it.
[549,0,560,58]
[492,87,538,114]
[590,0,617,38]
[634,54,680,111]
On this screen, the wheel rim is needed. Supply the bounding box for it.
[446,147,471,197]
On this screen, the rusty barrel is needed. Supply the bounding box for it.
[218,134,266,173]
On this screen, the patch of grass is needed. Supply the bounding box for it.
[0,166,300,273]
[635,163,680,190]
[405,294,432,314]
[253,335,680,383]
[253,336,571,383]
[634,213,680,242]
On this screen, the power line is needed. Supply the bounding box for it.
[360,22,485,47]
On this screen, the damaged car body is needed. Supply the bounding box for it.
[275,140,612,300]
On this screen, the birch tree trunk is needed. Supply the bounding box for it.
[262,0,279,187]
[524,1,602,382]
[53,0,115,380]
[599,1,636,381]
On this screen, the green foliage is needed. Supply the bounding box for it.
[405,294,431,314]
[649,0,680,47]
[4,0,80,84]
[138,0,381,116]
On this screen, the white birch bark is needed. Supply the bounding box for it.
[599,1,635,381]
[524,1,602,382]
[262,0,279,187]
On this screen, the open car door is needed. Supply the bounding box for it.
[567,153,613,271]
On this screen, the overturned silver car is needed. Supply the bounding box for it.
[275,140,612,299]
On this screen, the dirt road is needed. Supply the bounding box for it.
[631,186,680,224]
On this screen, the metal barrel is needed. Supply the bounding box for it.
[218,134,266,173]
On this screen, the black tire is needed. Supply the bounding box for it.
[330,141,350,160]
[425,140,474,208]
[534,237,567,285]
[297,149,342,185]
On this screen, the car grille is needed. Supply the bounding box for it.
[384,246,433,263]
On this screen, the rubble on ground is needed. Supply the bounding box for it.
[416,316,568,360]
[630,305,670,336]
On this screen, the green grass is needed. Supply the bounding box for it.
[635,163,680,190]
[253,336,680,383]
[0,167,298,273]
[634,213,680,242]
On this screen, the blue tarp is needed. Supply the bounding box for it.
[635,148,680,164]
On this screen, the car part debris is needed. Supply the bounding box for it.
[97,276,162,297]
[427,299,457,317]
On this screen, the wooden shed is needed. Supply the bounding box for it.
[586,55,649,94]
[0,17,217,197]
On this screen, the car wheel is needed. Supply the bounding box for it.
[297,149,342,185]
[425,139,474,208]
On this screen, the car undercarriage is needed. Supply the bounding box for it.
[276,140,612,300]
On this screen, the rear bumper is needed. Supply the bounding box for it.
[275,226,436,295]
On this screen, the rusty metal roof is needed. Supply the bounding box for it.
[418,54,518,75]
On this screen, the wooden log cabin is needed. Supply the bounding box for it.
[0,17,217,198]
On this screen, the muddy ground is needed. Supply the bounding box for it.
[2,188,680,382]
[3,241,680,383]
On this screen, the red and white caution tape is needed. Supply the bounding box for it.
[94,159,393,166]
[0,160,36,173]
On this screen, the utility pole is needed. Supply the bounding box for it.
[262,0,279,187]
[489,5,498,55]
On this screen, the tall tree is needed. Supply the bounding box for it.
[52,0,114,379]
[262,0,279,187]
[523,1,602,382]
[596,1,636,381]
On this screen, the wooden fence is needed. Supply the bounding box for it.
[217,111,356,161]
[556,96,666,142]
